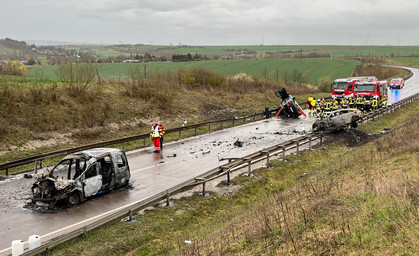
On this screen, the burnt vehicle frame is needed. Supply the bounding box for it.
[312,108,361,132]
[31,148,131,208]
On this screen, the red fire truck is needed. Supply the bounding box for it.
[353,80,388,109]
[331,76,377,101]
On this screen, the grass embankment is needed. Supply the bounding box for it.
[44,100,419,256]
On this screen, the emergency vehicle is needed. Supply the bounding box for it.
[389,78,404,89]
[353,80,388,109]
[331,76,377,100]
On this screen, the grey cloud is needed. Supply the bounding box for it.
[1,0,419,45]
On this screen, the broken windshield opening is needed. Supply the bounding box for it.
[52,157,86,180]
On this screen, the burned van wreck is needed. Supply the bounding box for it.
[31,148,131,208]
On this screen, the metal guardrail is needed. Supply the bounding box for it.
[20,91,419,256]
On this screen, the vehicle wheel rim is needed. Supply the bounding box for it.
[69,195,78,205]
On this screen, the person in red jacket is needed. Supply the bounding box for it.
[158,121,165,150]
[150,121,161,153]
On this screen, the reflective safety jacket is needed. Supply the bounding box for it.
[325,101,332,110]
[356,97,365,105]
[371,99,378,108]
[158,124,165,137]
[341,99,348,108]
[333,101,338,110]
[348,97,355,106]
[307,97,314,106]
[150,125,161,138]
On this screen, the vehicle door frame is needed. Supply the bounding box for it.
[81,162,103,198]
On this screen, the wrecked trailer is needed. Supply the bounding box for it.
[312,108,361,132]
[31,148,131,208]
[274,88,306,118]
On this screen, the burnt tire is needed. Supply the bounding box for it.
[351,121,358,129]
[67,192,80,207]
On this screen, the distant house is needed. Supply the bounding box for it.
[122,60,140,63]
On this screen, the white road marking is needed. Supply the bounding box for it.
[131,162,166,174]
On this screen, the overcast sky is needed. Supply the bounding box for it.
[1,0,419,45]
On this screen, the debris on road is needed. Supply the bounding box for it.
[234,139,243,147]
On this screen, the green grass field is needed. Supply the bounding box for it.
[68,45,419,58]
[26,58,359,84]
[391,57,419,67]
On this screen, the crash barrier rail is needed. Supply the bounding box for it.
[19,91,419,256]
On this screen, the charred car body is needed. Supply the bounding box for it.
[312,108,361,132]
[32,148,130,207]
[274,88,306,118]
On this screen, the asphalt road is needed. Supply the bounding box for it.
[0,66,418,255]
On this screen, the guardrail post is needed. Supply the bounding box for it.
[129,209,133,221]
[296,142,300,155]
[122,143,125,151]
[227,168,231,185]
[143,138,146,146]
[221,122,224,129]
[243,158,252,176]
[262,151,270,167]
[232,119,235,126]
[308,137,312,151]
[194,127,197,135]
[208,125,211,132]
[202,182,206,197]
[179,130,182,137]
[281,146,286,160]
[166,192,171,207]
[6,168,8,176]
[195,178,208,197]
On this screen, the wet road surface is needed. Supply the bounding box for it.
[0,66,418,255]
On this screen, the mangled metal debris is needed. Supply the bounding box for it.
[274,88,306,118]
[31,148,131,208]
[234,139,243,147]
